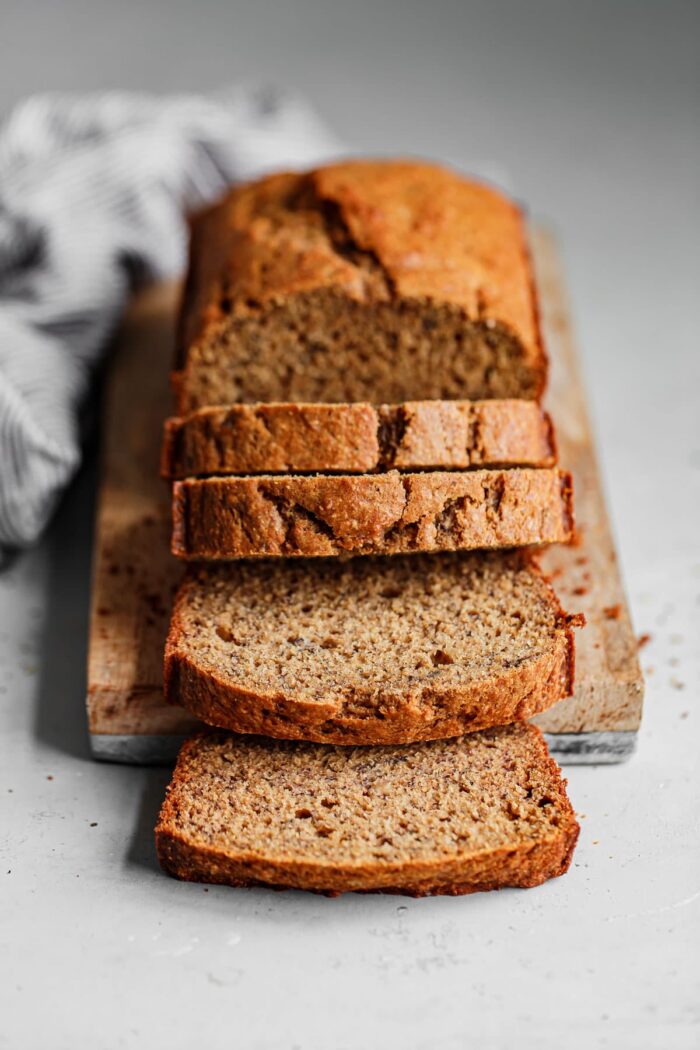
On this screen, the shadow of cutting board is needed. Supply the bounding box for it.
[86,228,644,764]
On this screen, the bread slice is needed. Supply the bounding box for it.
[165,552,581,744]
[155,724,579,896]
[161,399,556,479]
[173,160,547,413]
[172,467,573,560]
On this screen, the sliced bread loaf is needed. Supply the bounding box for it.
[161,399,556,479]
[155,724,579,896]
[172,468,573,560]
[165,552,581,744]
[173,160,546,413]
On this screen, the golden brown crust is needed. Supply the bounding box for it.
[155,726,579,895]
[170,468,574,560]
[164,632,575,744]
[178,161,544,359]
[174,160,547,408]
[164,555,581,745]
[156,827,579,896]
[161,399,556,479]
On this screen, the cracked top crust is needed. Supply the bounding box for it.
[161,399,557,479]
[171,468,574,560]
[175,159,545,389]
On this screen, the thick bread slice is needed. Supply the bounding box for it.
[165,552,581,744]
[173,160,546,413]
[172,468,573,560]
[161,399,556,479]
[155,724,579,896]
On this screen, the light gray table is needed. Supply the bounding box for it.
[1,2,698,1047]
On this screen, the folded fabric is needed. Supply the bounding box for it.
[0,87,341,550]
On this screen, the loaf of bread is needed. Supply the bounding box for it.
[155,724,579,896]
[165,551,581,744]
[161,398,556,479]
[173,160,546,413]
[171,467,573,560]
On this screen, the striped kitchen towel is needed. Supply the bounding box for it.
[0,87,341,551]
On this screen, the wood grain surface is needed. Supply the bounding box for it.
[86,229,643,759]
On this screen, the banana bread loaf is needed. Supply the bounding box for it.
[155,723,579,896]
[161,398,556,479]
[173,160,547,412]
[165,551,582,744]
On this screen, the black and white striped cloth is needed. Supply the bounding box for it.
[0,87,341,551]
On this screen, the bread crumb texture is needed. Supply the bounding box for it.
[155,723,579,895]
[165,552,578,743]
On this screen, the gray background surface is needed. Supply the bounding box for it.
[1,2,699,1048]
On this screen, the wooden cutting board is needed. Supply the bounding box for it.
[86,229,644,764]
